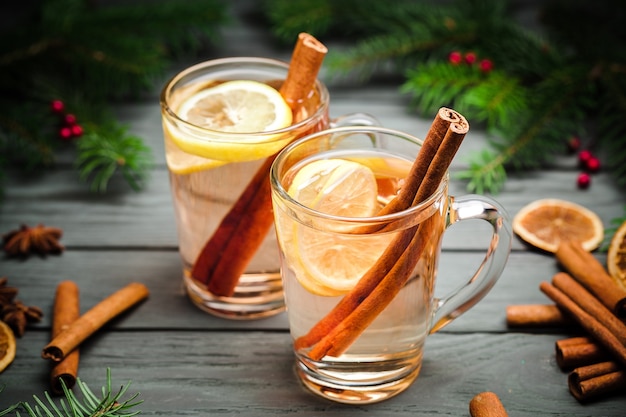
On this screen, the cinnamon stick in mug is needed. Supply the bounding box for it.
[50,280,80,394]
[295,109,468,353]
[42,282,149,362]
[294,110,469,359]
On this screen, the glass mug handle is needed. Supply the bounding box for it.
[331,112,381,128]
[429,195,513,333]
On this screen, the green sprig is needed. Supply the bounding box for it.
[0,0,228,194]
[0,369,142,417]
[75,123,153,193]
[264,0,626,194]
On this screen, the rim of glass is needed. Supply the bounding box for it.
[270,125,449,224]
[160,57,330,141]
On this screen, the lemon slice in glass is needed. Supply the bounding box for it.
[164,127,227,175]
[286,158,388,296]
[168,80,293,163]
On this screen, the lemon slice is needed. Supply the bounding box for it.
[164,127,227,174]
[168,80,293,163]
[285,158,387,296]
[0,320,16,373]
[512,198,604,253]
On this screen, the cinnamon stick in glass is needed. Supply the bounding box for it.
[469,391,508,417]
[298,110,469,358]
[555,240,626,318]
[191,33,328,296]
[42,282,149,362]
[50,280,80,394]
[555,336,607,370]
[539,276,626,368]
[505,304,571,327]
[568,361,626,402]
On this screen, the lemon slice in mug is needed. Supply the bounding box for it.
[286,158,388,296]
[168,80,293,163]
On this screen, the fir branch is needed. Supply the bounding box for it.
[0,369,141,417]
[264,0,626,193]
[0,0,228,194]
[75,123,153,193]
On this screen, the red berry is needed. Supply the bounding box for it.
[585,156,601,173]
[59,127,72,140]
[64,114,77,125]
[71,124,83,137]
[578,150,593,166]
[464,52,477,65]
[51,100,65,113]
[479,59,493,73]
[449,51,462,65]
[577,172,591,189]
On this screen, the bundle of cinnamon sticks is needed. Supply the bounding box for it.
[296,108,469,359]
[506,240,626,402]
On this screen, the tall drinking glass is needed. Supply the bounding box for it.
[160,57,330,319]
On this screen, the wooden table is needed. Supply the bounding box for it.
[2,2,625,415]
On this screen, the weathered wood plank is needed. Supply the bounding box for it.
[1,331,624,415]
[2,169,622,250]
[0,250,590,333]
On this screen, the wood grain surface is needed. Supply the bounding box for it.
[1,0,625,415]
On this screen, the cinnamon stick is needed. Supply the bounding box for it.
[555,240,626,318]
[555,337,607,370]
[552,272,626,345]
[296,109,469,357]
[308,216,438,359]
[191,33,328,296]
[469,392,508,417]
[376,107,462,218]
[505,304,571,327]
[50,281,80,394]
[42,282,149,362]
[539,278,626,368]
[568,361,626,402]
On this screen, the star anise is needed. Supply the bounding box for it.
[0,277,43,337]
[0,277,18,305]
[2,223,64,257]
[2,300,43,337]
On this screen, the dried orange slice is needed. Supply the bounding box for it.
[512,198,604,253]
[607,220,626,291]
[0,320,16,373]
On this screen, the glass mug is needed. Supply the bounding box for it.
[270,126,513,403]
[160,57,377,319]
